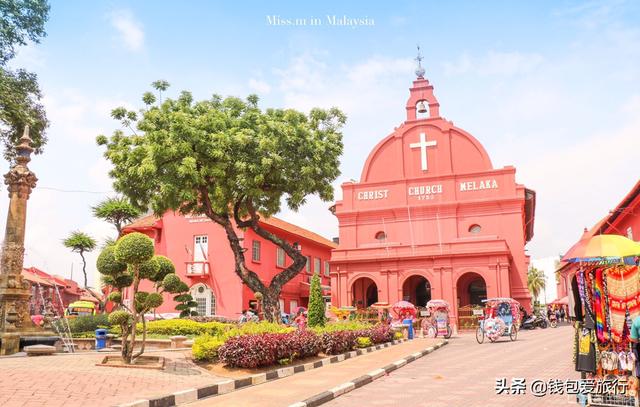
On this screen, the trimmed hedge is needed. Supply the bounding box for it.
[192,334,226,361]
[53,314,111,334]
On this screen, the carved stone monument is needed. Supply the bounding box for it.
[0,126,56,355]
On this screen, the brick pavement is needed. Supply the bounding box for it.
[326,325,579,407]
[0,350,227,407]
[187,337,443,407]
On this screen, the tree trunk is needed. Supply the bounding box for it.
[125,265,140,364]
[199,191,305,323]
[261,290,281,323]
[79,250,88,288]
[79,250,105,312]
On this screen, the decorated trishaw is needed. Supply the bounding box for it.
[476,297,521,344]
[420,299,452,339]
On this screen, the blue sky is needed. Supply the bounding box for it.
[2,0,639,288]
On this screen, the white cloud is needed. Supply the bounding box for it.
[8,42,46,69]
[443,51,544,77]
[108,9,144,52]
[248,78,271,94]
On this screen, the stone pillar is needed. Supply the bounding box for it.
[0,127,55,355]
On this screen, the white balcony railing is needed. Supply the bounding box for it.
[185,261,210,276]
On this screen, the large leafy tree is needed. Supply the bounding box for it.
[0,0,50,161]
[92,196,141,238]
[97,81,345,322]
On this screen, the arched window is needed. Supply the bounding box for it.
[375,231,387,241]
[469,224,482,234]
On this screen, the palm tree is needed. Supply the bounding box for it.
[527,267,546,304]
[62,230,97,289]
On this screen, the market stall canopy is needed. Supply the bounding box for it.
[550,296,569,305]
[562,234,640,263]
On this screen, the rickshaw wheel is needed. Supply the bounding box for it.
[475,327,484,344]
[427,326,437,338]
[510,326,518,341]
[444,326,452,339]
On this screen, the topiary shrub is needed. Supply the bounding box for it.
[96,232,190,364]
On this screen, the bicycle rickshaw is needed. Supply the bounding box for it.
[476,297,521,344]
[421,299,452,339]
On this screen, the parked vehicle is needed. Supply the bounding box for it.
[64,300,96,318]
[476,297,521,344]
[420,299,452,339]
[521,313,548,330]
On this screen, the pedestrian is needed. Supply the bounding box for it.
[559,306,566,323]
[294,309,307,330]
[555,308,561,324]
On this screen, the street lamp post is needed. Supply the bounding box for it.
[0,126,55,355]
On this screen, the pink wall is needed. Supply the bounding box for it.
[331,76,535,325]
[126,213,333,319]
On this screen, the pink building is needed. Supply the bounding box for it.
[122,213,335,319]
[330,69,536,325]
[557,180,640,299]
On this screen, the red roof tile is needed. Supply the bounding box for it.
[122,214,161,231]
[259,216,337,249]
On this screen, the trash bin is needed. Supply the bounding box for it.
[403,318,414,340]
[95,328,108,350]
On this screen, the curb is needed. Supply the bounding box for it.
[117,339,409,407]
[288,340,448,407]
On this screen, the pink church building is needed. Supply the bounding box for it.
[330,64,536,327]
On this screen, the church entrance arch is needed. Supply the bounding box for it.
[351,277,378,308]
[402,275,431,307]
[457,272,487,307]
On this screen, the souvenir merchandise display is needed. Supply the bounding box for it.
[571,264,640,405]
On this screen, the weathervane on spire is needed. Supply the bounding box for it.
[415,45,425,79]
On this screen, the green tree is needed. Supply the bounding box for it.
[92,196,142,238]
[62,231,96,289]
[97,232,188,364]
[0,0,50,161]
[308,273,326,327]
[97,81,344,322]
[527,267,546,304]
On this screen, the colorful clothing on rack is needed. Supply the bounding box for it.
[605,266,640,343]
[594,268,609,342]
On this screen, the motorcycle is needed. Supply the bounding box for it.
[535,314,549,329]
[521,314,548,330]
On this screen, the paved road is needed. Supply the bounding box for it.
[326,325,579,407]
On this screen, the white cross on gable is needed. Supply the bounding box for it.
[409,133,437,171]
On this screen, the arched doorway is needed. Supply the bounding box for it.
[191,283,216,316]
[351,277,378,308]
[402,275,431,306]
[456,272,487,307]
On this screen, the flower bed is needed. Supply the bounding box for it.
[203,323,395,368]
